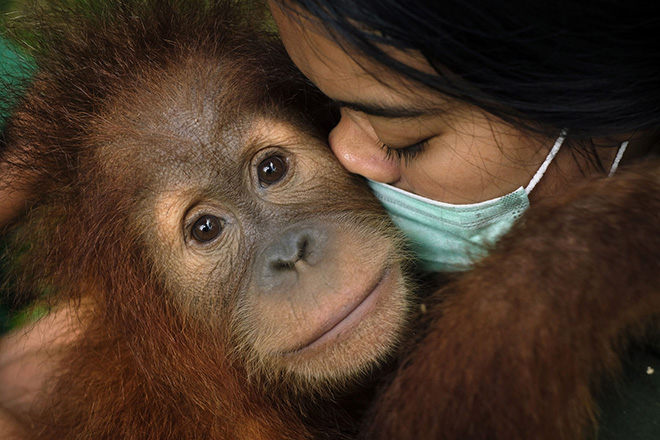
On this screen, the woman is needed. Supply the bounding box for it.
[267,1,660,439]
[267,0,658,270]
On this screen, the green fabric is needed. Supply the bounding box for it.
[1,34,34,131]
[0,0,16,15]
[1,34,33,333]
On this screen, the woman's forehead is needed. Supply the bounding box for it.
[269,1,445,115]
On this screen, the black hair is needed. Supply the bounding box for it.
[275,0,660,140]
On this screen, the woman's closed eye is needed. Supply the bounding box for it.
[378,139,428,163]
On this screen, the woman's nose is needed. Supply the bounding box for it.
[328,110,401,183]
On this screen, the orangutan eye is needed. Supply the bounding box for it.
[191,215,223,243]
[257,155,287,186]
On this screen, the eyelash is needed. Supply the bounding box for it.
[378,139,428,163]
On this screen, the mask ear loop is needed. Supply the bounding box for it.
[607,141,629,177]
[525,129,567,194]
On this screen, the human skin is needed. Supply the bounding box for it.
[268,1,648,205]
[0,304,88,437]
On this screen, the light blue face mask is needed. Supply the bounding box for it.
[367,132,629,272]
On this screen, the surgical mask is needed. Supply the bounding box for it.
[367,132,629,273]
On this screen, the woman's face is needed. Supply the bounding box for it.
[269,3,590,204]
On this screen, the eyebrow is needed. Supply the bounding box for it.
[334,100,431,119]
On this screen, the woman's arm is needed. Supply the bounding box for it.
[0,303,88,437]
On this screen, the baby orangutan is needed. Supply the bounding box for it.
[3,1,660,440]
[0,0,410,438]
